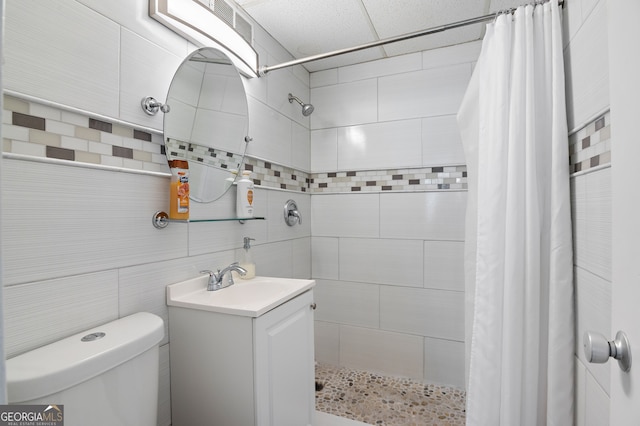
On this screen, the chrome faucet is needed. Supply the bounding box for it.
[201,262,247,291]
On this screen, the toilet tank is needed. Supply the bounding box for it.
[6,312,164,426]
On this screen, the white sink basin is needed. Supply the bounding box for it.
[166,275,315,317]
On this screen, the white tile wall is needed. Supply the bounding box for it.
[380,286,464,341]
[311,128,338,172]
[292,121,311,172]
[339,238,423,287]
[573,169,611,280]
[4,0,121,119]
[421,41,482,70]
[266,66,311,129]
[422,114,466,166]
[424,241,465,291]
[314,280,380,328]
[314,321,340,365]
[585,372,610,426]
[584,168,612,281]
[247,98,294,164]
[292,237,312,278]
[119,28,183,129]
[311,79,378,129]
[380,191,467,240]
[310,68,339,88]
[574,266,611,394]
[75,0,188,58]
[571,170,613,420]
[337,52,423,83]
[3,2,312,426]
[266,189,311,242]
[378,64,472,121]
[339,325,424,379]
[424,337,465,388]
[4,271,119,357]
[565,1,612,422]
[337,120,423,170]
[118,253,231,344]
[248,240,290,277]
[564,0,609,131]
[312,237,340,280]
[2,158,185,285]
[307,41,477,388]
[311,193,380,237]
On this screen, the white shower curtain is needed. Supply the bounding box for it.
[458,2,574,425]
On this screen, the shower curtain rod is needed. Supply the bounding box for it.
[258,0,563,76]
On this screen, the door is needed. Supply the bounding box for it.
[609,0,640,423]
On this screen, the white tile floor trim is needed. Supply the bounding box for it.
[315,411,372,426]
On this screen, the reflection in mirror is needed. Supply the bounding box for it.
[164,47,249,203]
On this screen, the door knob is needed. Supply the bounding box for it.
[583,330,632,372]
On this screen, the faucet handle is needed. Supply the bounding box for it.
[200,270,214,276]
[226,273,236,286]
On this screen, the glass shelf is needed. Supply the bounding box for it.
[152,211,264,229]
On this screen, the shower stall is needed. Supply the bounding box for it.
[305,2,574,425]
[309,41,473,389]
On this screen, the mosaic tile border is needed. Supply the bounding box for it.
[569,111,610,174]
[242,158,311,192]
[311,166,467,193]
[3,95,167,173]
[240,159,468,194]
[166,137,243,171]
[2,95,468,195]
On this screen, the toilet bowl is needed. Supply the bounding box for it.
[6,312,164,426]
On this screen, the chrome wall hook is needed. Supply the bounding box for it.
[141,96,170,115]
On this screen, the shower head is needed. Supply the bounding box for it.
[288,93,314,116]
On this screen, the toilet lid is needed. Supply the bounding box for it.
[6,312,163,403]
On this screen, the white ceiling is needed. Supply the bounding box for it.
[234,0,527,72]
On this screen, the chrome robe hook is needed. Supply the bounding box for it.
[141,96,170,115]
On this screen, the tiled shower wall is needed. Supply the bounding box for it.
[308,42,479,389]
[4,0,479,404]
[563,0,612,424]
[2,1,612,424]
[2,1,313,425]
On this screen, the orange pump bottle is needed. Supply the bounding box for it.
[169,160,189,220]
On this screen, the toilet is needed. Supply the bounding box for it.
[6,312,164,426]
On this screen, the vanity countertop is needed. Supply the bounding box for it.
[166,275,315,317]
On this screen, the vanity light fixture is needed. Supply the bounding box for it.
[149,0,258,78]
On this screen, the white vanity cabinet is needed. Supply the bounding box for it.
[168,285,316,426]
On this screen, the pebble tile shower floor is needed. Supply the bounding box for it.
[315,363,466,426]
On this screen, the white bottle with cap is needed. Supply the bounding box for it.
[236,170,254,218]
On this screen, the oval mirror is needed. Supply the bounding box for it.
[164,47,250,203]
